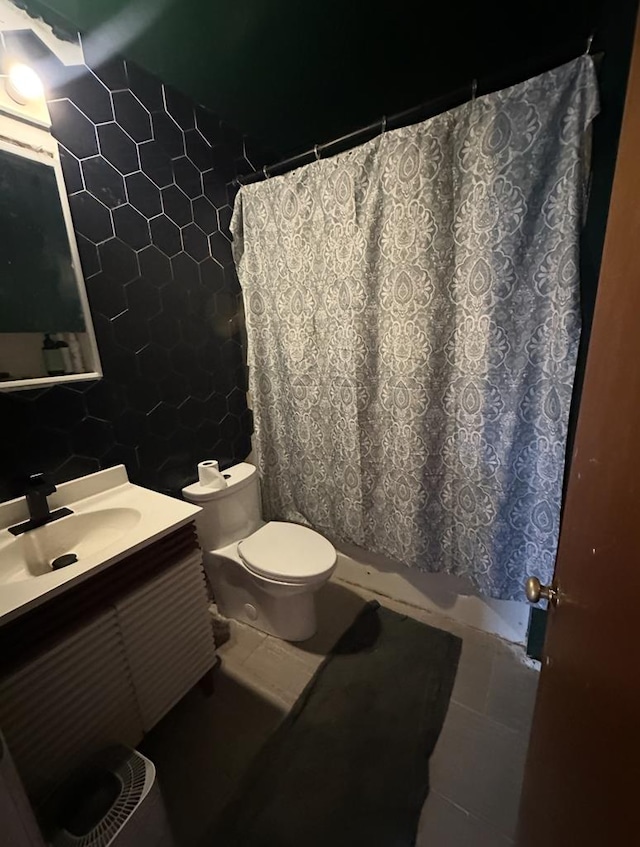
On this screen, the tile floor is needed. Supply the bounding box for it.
[141,577,539,847]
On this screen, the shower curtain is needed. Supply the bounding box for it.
[230,57,598,601]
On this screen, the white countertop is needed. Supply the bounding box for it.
[0,465,201,625]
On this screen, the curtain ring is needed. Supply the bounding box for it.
[262,165,270,179]
[380,115,387,134]
[314,144,321,161]
[471,79,477,101]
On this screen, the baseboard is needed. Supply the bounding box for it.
[333,542,529,645]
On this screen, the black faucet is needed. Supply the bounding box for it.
[26,473,56,523]
[8,473,73,536]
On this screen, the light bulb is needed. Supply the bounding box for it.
[6,63,44,103]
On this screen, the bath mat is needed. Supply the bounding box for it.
[211,601,462,847]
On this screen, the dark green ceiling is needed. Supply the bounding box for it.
[23,0,611,156]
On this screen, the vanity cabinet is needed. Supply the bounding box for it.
[0,523,215,802]
[116,549,216,731]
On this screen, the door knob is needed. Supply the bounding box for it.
[525,576,558,606]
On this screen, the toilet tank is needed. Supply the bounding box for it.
[182,462,263,551]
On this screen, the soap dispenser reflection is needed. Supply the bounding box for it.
[42,333,65,376]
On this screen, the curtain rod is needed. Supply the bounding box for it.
[234,36,600,188]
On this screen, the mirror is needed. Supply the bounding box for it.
[0,67,101,390]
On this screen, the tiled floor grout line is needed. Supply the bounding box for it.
[431,784,519,843]
[237,632,268,667]
[427,787,515,842]
[219,660,291,712]
[446,698,529,740]
[481,644,498,716]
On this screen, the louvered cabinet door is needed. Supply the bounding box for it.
[115,551,216,731]
[0,609,143,801]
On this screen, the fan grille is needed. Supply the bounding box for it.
[53,750,151,847]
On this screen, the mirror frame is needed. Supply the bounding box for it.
[0,101,102,391]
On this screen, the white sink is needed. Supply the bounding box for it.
[0,508,142,583]
[0,466,201,623]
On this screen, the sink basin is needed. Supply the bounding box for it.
[0,508,142,584]
[0,465,202,624]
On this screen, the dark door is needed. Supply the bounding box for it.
[516,11,640,846]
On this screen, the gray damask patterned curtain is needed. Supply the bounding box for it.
[230,57,598,601]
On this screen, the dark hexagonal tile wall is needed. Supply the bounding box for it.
[147,402,179,438]
[0,37,269,503]
[82,156,127,209]
[126,379,161,413]
[186,367,213,401]
[195,105,222,147]
[161,185,191,226]
[150,311,182,350]
[150,216,182,257]
[202,168,230,208]
[85,380,127,420]
[185,129,213,171]
[209,230,233,263]
[137,344,170,380]
[69,192,113,243]
[171,253,199,290]
[139,245,173,287]
[125,278,161,318]
[126,61,163,111]
[173,156,201,198]
[182,223,209,262]
[112,309,150,352]
[160,371,187,406]
[114,408,147,447]
[57,456,102,484]
[180,314,209,348]
[98,123,140,175]
[199,257,226,291]
[139,140,173,187]
[33,390,87,430]
[112,91,152,142]
[217,205,233,235]
[76,234,100,278]
[82,34,128,90]
[152,112,185,159]
[98,238,139,282]
[72,418,116,458]
[48,99,98,159]
[59,146,83,193]
[59,72,113,124]
[169,341,194,376]
[192,196,218,234]
[126,172,162,218]
[161,281,190,314]
[113,205,151,250]
[163,86,195,130]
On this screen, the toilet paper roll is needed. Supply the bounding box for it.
[198,460,227,489]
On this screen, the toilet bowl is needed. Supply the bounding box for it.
[183,463,336,641]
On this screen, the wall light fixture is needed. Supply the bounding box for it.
[6,63,44,104]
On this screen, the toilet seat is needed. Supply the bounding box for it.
[238,521,336,585]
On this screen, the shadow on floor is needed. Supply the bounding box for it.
[140,670,286,847]
[294,580,369,656]
[140,583,368,845]
[138,584,537,846]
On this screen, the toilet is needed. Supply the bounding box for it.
[182,462,336,641]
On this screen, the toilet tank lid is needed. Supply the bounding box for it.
[238,521,337,582]
[182,462,257,503]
